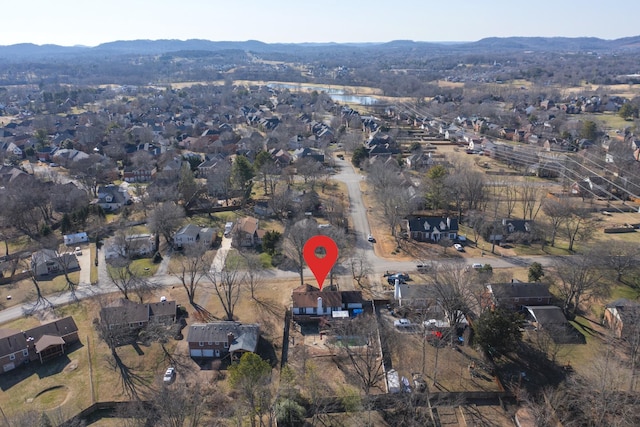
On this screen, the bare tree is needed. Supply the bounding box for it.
[207,261,242,321]
[596,240,640,283]
[348,255,372,289]
[328,314,385,395]
[106,257,149,302]
[147,201,185,246]
[562,207,594,252]
[281,218,319,286]
[520,180,543,221]
[152,381,212,427]
[206,160,233,204]
[429,261,482,340]
[553,255,607,317]
[542,198,571,247]
[241,252,265,300]
[68,154,117,197]
[169,245,212,306]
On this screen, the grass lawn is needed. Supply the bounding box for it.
[564,315,607,376]
[0,271,80,310]
[0,303,94,422]
[0,235,32,257]
[0,293,182,423]
[129,258,160,277]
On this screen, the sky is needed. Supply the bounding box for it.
[3,0,639,47]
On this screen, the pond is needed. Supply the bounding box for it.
[267,83,379,105]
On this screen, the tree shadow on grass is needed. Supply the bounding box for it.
[253,297,285,319]
[107,350,150,400]
[190,303,220,322]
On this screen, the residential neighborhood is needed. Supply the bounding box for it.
[0,35,639,426]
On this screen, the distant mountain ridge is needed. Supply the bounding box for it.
[1,36,640,58]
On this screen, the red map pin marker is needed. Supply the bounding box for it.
[303,235,339,291]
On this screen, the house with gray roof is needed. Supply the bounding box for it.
[31,249,80,277]
[96,184,131,212]
[173,224,216,249]
[187,322,259,360]
[100,298,176,332]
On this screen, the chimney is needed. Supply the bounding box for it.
[227,332,235,347]
[317,297,323,314]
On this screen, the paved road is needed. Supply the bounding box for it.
[0,158,560,324]
[333,157,377,263]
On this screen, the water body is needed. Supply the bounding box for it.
[267,83,379,105]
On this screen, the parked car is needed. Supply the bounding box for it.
[387,273,410,285]
[367,234,375,242]
[472,263,484,270]
[416,264,430,272]
[74,247,82,256]
[163,367,176,384]
[453,244,463,252]
[394,318,412,328]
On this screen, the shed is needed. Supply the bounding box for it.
[63,232,89,246]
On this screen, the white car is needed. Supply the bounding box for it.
[472,263,484,270]
[394,318,412,328]
[74,247,82,256]
[367,234,375,242]
[453,244,463,252]
[163,367,176,384]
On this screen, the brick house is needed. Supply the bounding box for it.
[604,299,640,339]
[0,316,79,373]
[187,322,259,359]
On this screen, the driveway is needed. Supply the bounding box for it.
[76,245,92,287]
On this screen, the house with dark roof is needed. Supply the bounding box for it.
[0,316,79,373]
[484,282,553,311]
[604,299,640,339]
[292,147,324,163]
[100,299,176,332]
[187,322,259,359]
[490,219,536,243]
[291,284,367,323]
[524,306,583,344]
[403,216,458,242]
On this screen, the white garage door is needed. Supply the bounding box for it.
[203,349,214,357]
[3,362,15,372]
[190,349,203,358]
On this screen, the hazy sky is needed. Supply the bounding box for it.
[3,0,639,47]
